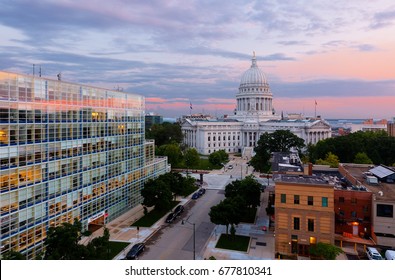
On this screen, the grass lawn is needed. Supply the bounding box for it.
[131,200,180,227]
[215,234,250,252]
[107,241,130,259]
[241,207,257,224]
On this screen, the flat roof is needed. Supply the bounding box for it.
[341,164,395,201]
[274,174,332,186]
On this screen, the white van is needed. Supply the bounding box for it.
[385,250,395,260]
[366,247,383,260]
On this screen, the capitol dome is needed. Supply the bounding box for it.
[239,53,268,88]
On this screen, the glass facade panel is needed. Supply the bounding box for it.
[0,71,168,259]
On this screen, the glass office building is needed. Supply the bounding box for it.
[0,71,169,259]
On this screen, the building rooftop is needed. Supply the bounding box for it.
[340,164,395,201]
[274,174,333,186]
[271,152,303,173]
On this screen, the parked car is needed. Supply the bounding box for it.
[227,165,233,169]
[366,247,383,260]
[385,249,395,260]
[174,205,184,216]
[192,192,200,199]
[198,188,206,196]
[126,243,145,259]
[166,212,176,223]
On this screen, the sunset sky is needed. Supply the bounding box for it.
[0,0,394,119]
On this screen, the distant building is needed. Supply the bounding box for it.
[387,118,395,137]
[145,113,163,130]
[0,71,169,259]
[181,54,332,156]
[349,119,388,133]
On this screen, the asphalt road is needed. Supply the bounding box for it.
[140,189,225,260]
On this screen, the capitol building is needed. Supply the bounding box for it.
[181,54,332,156]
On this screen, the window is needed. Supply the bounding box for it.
[293,217,300,230]
[308,219,314,232]
[377,204,393,218]
[322,197,328,207]
[351,211,357,218]
[308,196,313,206]
[294,195,300,205]
[339,197,344,203]
[351,198,357,205]
[281,194,286,203]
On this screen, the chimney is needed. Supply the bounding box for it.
[304,162,313,176]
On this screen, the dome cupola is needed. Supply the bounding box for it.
[239,52,268,88]
[234,52,279,122]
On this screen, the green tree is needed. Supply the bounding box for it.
[86,228,110,260]
[309,242,343,260]
[209,150,229,167]
[1,250,26,260]
[209,197,242,235]
[157,143,182,166]
[316,152,340,168]
[159,172,186,200]
[44,218,88,260]
[353,152,373,164]
[141,178,173,211]
[250,130,305,173]
[146,122,183,146]
[309,130,395,165]
[184,148,200,169]
[225,176,260,209]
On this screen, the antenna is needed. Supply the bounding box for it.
[33,64,35,76]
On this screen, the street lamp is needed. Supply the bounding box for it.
[182,219,196,260]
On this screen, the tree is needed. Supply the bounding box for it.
[157,143,182,166]
[316,152,340,168]
[44,219,113,260]
[353,152,373,164]
[224,176,260,209]
[44,218,88,260]
[159,172,185,200]
[209,197,242,235]
[146,122,183,146]
[209,150,229,167]
[309,130,395,166]
[184,148,200,169]
[86,227,110,259]
[1,250,26,260]
[309,242,343,260]
[250,130,305,173]
[141,178,173,211]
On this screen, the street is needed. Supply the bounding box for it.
[140,189,225,260]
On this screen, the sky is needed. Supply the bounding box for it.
[0,0,394,120]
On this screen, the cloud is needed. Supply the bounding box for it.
[370,8,395,29]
